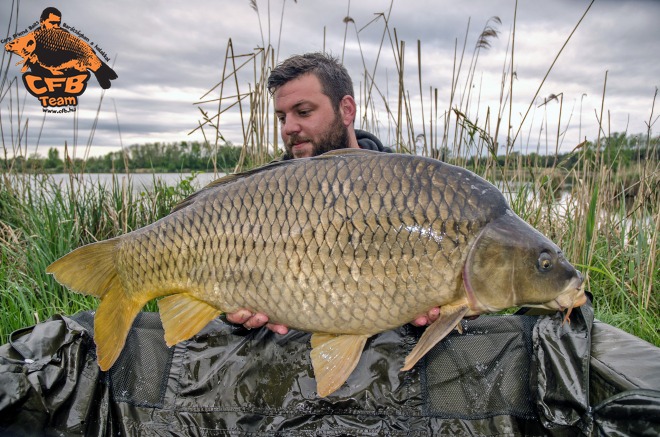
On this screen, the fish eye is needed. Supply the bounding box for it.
[537,252,553,272]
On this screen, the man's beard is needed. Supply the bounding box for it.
[286,113,350,157]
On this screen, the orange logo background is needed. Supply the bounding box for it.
[3,7,117,110]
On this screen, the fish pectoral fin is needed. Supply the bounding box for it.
[310,333,370,397]
[401,303,470,371]
[158,293,222,347]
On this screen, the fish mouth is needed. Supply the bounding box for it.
[536,276,587,323]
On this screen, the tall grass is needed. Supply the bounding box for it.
[1,1,658,346]
[0,171,199,340]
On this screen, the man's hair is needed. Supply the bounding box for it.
[267,52,354,110]
[40,7,62,22]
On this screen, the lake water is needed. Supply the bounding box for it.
[43,172,225,193]
[12,172,571,210]
[9,171,647,243]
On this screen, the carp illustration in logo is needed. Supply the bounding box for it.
[4,7,117,109]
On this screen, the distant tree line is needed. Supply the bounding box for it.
[2,141,245,173]
[461,132,658,169]
[2,133,657,173]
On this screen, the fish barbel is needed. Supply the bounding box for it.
[47,149,586,396]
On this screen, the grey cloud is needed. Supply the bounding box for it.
[1,0,658,158]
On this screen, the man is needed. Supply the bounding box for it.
[225,52,442,333]
[1,53,650,437]
[39,7,62,29]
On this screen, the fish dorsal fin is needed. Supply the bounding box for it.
[401,303,470,371]
[310,333,370,397]
[158,293,222,347]
[170,149,379,213]
[170,159,295,213]
[314,148,379,158]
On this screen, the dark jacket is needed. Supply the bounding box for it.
[356,129,393,153]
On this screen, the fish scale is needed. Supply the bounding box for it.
[37,28,91,57]
[47,149,586,396]
[206,153,444,330]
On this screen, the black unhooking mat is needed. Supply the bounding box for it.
[1,299,659,436]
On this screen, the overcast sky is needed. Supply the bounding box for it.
[2,0,658,159]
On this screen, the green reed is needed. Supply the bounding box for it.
[0,172,199,342]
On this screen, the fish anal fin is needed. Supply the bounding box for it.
[94,288,143,371]
[158,294,222,347]
[401,303,470,371]
[310,333,370,397]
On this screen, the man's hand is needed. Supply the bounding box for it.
[225,309,289,335]
[226,306,445,333]
[410,307,441,327]
[410,307,480,325]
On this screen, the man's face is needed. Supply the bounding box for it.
[41,13,61,29]
[274,73,349,159]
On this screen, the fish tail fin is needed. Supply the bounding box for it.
[93,62,118,89]
[47,239,120,299]
[47,239,142,370]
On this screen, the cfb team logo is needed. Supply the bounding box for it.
[3,7,117,111]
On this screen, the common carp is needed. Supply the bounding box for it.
[4,27,117,89]
[47,149,586,397]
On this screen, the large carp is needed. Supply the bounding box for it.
[47,149,586,397]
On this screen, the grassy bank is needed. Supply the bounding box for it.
[0,152,658,346]
[0,173,200,335]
